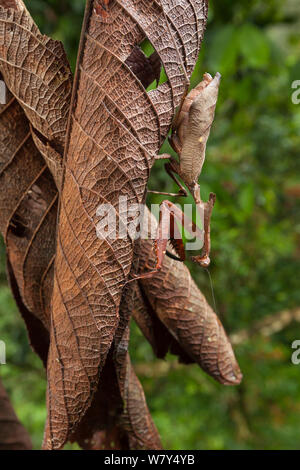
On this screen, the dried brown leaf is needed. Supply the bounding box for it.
[0,378,32,450]
[118,352,162,450]
[125,46,161,89]
[132,281,193,362]
[0,96,57,335]
[112,263,162,449]
[0,0,72,348]
[71,350,162,450]
[0,1,72,153]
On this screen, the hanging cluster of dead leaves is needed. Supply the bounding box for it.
[0,0,242,450]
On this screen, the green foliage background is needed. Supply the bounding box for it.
[1,0,300,450]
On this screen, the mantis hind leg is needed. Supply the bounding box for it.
[152,200,186,272]
[191,193,216,267]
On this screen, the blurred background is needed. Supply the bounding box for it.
[1,0,300,449]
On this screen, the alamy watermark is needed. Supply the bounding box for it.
[0,340,6,365]
[95,197,205,251]
[291,80,300,104]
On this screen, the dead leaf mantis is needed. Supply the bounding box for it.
[139,72,221,279]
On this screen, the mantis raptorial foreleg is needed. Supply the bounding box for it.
[129,200,206,282]
[128,201,186,281]
[154,200,187,267]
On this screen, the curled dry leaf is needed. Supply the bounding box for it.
[71,351,162,450]
[0,0,72,351]
[0,94,161,449]
[132,281,194,363]
[0,0,24,9]
[0,379,32,450]
[69,352,127,450]
[0,0,72,192]
[0,94,55,355]
[45,0,208,448]
[71,245,162,450]
[118,352,162,449]
[112,265,162,450]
